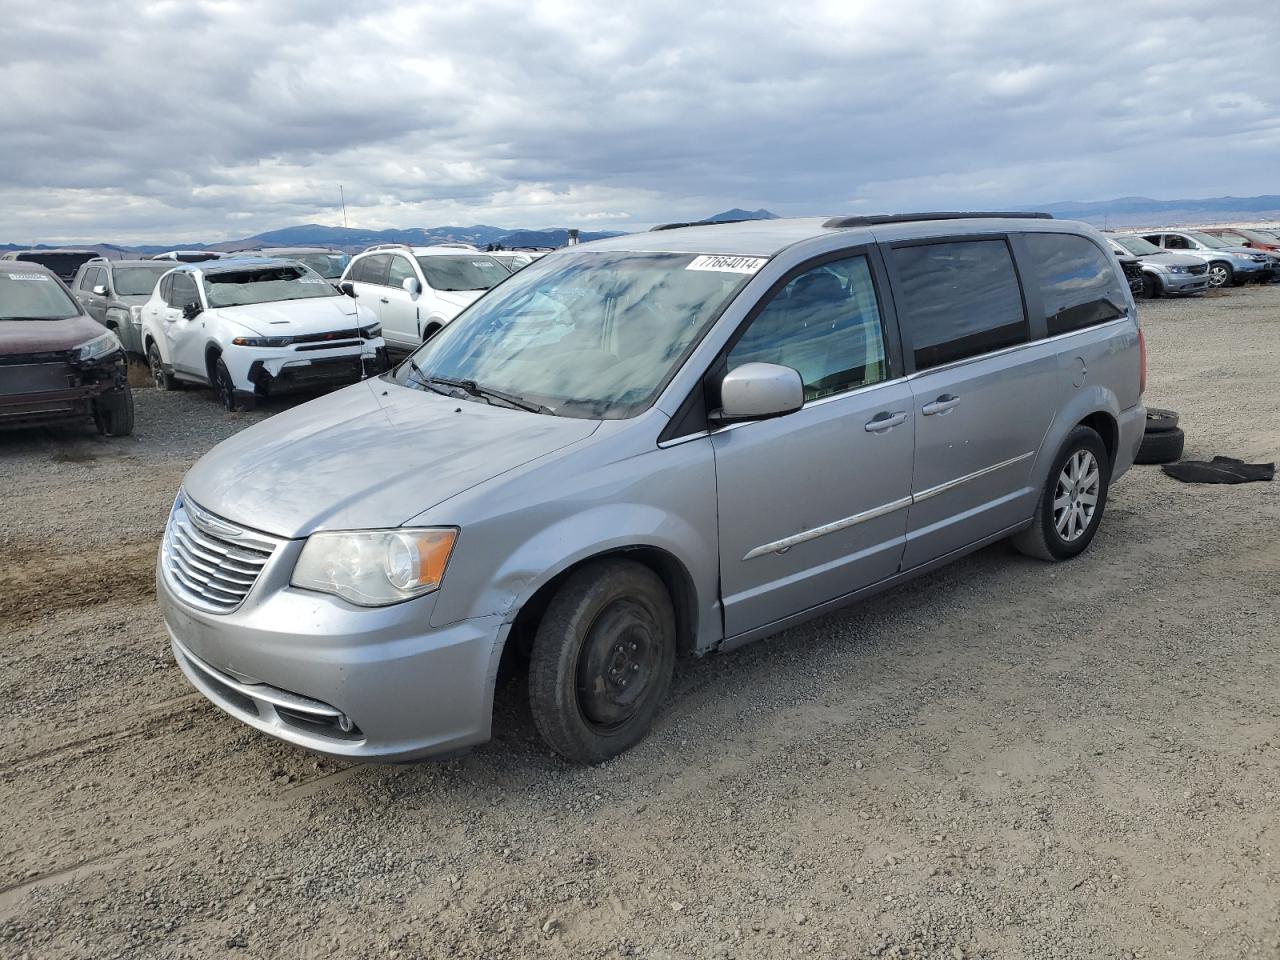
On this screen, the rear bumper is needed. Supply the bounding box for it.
[1113,403,1145,480]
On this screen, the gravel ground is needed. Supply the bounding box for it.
[1,287,1278,960]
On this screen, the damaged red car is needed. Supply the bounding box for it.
[0,261,134,435]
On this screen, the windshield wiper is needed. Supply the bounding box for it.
[420,372,553,415]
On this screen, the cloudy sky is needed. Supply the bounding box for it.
[3,0,1278,244]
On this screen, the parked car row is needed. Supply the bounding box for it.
[1115,229,1279,292]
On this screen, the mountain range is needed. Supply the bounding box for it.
[4,197,1276,254]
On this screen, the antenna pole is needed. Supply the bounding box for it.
[340,185,348,229]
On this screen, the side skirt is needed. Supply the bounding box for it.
[715,519,1033,654]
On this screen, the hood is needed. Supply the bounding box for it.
[0,314,104,356]
[1142,251,1205,268]
[432,288,485,317]
[211,296,370,337]
[182,379,600,538]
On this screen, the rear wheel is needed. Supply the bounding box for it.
[147,342,182,390]
[1012,426,1110,562]
[528,559,676,763]
[93,386,135,437]
[1207,262,1232,288]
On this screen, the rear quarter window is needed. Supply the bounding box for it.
[1023,233,1127,336]
[891,239,1027,371]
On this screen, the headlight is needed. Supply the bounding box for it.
[291,528,457,606]
[75,331,123,362]
[232,336,293,347]
[128,305,143,323]
[1165,265,1187,274]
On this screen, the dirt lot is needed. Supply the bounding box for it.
[1,286,1278,960]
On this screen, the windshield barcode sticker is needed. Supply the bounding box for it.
[8,272,50,281]
[686,255,768,274]
[297,277,326,283]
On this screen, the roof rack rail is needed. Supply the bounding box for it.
[362,242,413,252]
[824,211,1053,229]
[650,218,757,232]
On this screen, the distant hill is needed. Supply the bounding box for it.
[702,208,779,222]
[1039,195,1280,228]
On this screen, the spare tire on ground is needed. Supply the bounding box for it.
[1145,407,1180,433]
[1136,426,1185,465]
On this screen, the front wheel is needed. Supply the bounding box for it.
[528,559,676,763]
[1012,426,1111,562]
[213,358,254,412]
[93,386,135,437]
[1141,274,1160,299]
[1207,262,1233,288]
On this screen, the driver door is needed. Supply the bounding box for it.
[711,250,915,639]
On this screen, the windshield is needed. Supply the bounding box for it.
[415,255,509,291]
[1187,232,1231,249]
[392,251,760,419]
[1114,235,1161,256]
[201,264,339,308]
[0,270,81,320]
[113,264,171,297]
[289,252,350,278]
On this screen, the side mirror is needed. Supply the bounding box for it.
[339,280,358,298]
[182,301,202,320]
[92,284,108,296]
[402,276,422,297]
[714,362,804,422]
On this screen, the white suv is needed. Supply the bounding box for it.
[140,257,387,410]
[340,244,511,350]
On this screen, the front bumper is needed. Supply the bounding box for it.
[0,350,127,429]
[158,548,504,761]
[224,338,388,396]
[1155,271,1210,295]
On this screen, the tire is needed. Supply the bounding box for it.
[93,386,135,437]
[1144,407,1180,434]
[147,342,182,391]
[212,358,254,412]
[1011,426,1111,562]
[1141,274,1160,299]
[528,559,676,764]
[1207,262,1232,289]
[1134,426,1184,465]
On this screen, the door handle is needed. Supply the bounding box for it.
[922,393,961,416]
[379,297,390,304]
[864,410,908,432]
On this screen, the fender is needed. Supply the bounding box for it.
[1033,383,1121,487]
[430,501,721,649]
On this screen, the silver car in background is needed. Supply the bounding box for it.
[70,258,173,356]
[1103,234,1210,297]
[1137,230,1274,287]
[158,213,1145,765]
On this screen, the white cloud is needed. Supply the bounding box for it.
[0,0,1276,243]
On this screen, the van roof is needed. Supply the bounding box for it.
[579,213,1074,258]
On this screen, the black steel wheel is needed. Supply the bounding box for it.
[528,559,676,763]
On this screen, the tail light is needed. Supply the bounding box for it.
[1137,327,1147,396]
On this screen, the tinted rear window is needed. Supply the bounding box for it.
[14,252,97,279]
[891,239,1027,370]
[1023,234,1128,336]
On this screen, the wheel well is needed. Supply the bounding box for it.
[204,344,222,380]
[1078,411,1118,466]
[423,321,443,341]
[501,546,700,676]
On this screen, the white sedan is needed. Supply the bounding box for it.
[140,258,387,410]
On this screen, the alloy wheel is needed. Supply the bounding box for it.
[149,349,165,388]
[1054,449,1100,543]
[1208,265,1229,288]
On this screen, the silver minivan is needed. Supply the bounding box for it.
[158,214,1146,764]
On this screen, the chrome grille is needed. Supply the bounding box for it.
[162,493,281,612]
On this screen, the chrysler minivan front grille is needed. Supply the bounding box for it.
[162,493,281,612]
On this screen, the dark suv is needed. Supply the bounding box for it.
[0,262,134,435]
[0,248,101,283]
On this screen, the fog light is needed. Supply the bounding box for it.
[336,714,354,733]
